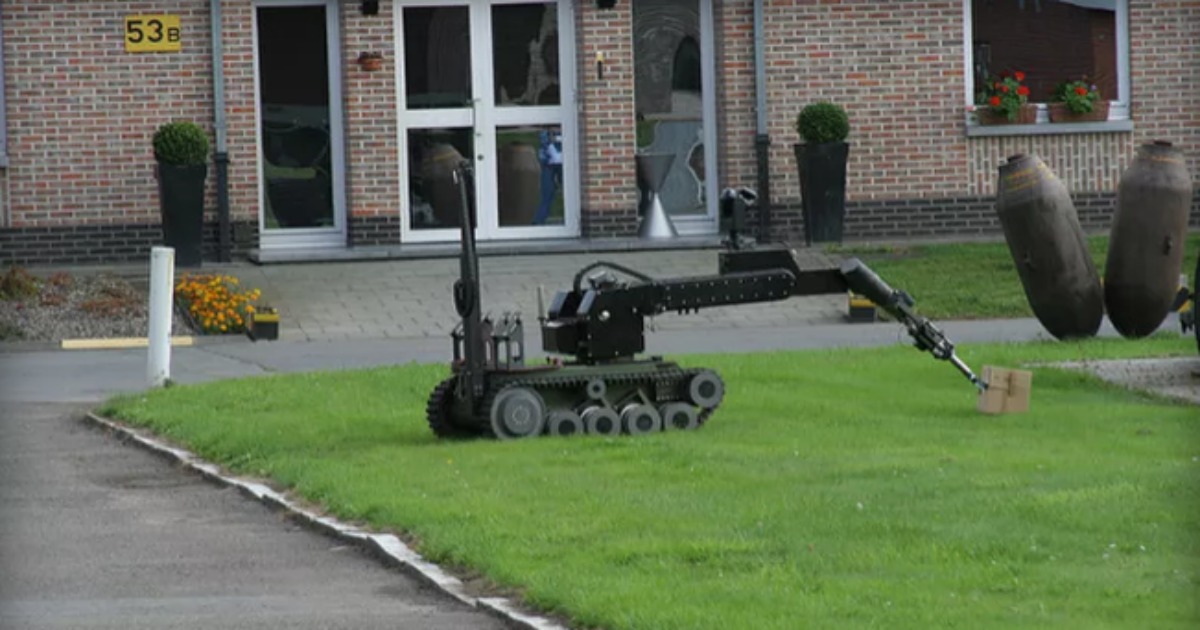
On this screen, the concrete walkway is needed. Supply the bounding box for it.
[199,246,849,342]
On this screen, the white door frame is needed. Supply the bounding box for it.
[394,0,579,243]
[253,0,347,250]
[672,0,719,236]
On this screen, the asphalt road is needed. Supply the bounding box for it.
[0,404,511,628]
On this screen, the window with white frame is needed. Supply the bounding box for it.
[966,0,1129,121]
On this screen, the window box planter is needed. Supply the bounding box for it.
[1048,100,1110,123]
[977,103,1038,126]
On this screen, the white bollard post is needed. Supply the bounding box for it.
[147,246,176,388]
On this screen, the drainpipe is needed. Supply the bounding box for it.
[752,0,772,242]
[211,0,231,262]
[340,6,353,248]
[0,5,9,227]
[0,5,8,170]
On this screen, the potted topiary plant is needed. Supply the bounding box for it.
[153,120,209,267]
[793,102,850,245]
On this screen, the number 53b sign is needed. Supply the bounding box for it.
[125,15,182,52]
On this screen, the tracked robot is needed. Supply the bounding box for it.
[427,161,986,439]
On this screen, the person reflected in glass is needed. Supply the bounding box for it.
[534,128,563,225]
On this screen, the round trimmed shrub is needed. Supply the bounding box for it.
[795,102,850,145]
[153,121,210,166]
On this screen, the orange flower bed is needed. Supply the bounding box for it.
[174,273,262,334]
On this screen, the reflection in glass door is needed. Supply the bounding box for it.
[255,1,346,248]
[633,0,717,234]
[397,1,577,242]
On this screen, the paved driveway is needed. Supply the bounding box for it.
[0,398,510,629]
[207,248,849,342]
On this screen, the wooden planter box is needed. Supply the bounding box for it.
[977,103,1038,126]
[1048,100,1110,123]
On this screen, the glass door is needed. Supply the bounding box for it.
[397,0,578,242]
[633,0,718,235]
[254,0,346,249]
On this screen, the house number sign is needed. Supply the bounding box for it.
[124,15,182,52]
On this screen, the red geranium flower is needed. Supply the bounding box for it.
[977,69,1031,122]
[1055,78,1103,114]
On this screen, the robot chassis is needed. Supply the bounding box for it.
[427,161,985,440]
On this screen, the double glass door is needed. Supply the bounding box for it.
[398,0,578,242]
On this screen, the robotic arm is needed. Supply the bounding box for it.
[839,258,988,392]
[542,247,989,392]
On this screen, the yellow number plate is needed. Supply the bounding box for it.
[125,15,181,52]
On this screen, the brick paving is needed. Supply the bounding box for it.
[212,247,851,343]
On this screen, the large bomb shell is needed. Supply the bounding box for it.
[995,154,1104,339]
[1105,141,1194,339]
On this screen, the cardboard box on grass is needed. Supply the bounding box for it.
[977,365,1033,415]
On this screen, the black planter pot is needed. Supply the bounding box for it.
[793,142,849,245]
[157,162,207,267]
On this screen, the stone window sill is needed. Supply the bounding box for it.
[966,118,1134,138]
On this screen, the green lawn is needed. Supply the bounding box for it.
[101,335,1200,630]
[830,232,1200,320]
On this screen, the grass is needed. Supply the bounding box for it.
[829,232,1200,320]
[100,334,1200,630]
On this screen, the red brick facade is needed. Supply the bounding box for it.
[340,0,400,237]
[0,0,1196,265]
[576,1,639,236]
[720,0,1198,232]
[220,1,256,232]
[3,1,215,228]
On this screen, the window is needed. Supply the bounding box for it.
[965,0,1129,123]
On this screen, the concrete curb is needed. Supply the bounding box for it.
[83,411,571,630]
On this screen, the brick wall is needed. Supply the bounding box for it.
[1,1,216,229]
[722,0,1200,244]
[219,1,258,228]
[1128,0,1200,173]
[341,0,401,245]
[576,2,638,238]
[715,0,758,192]
[756,0,971,204]
[0,220,258,267]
